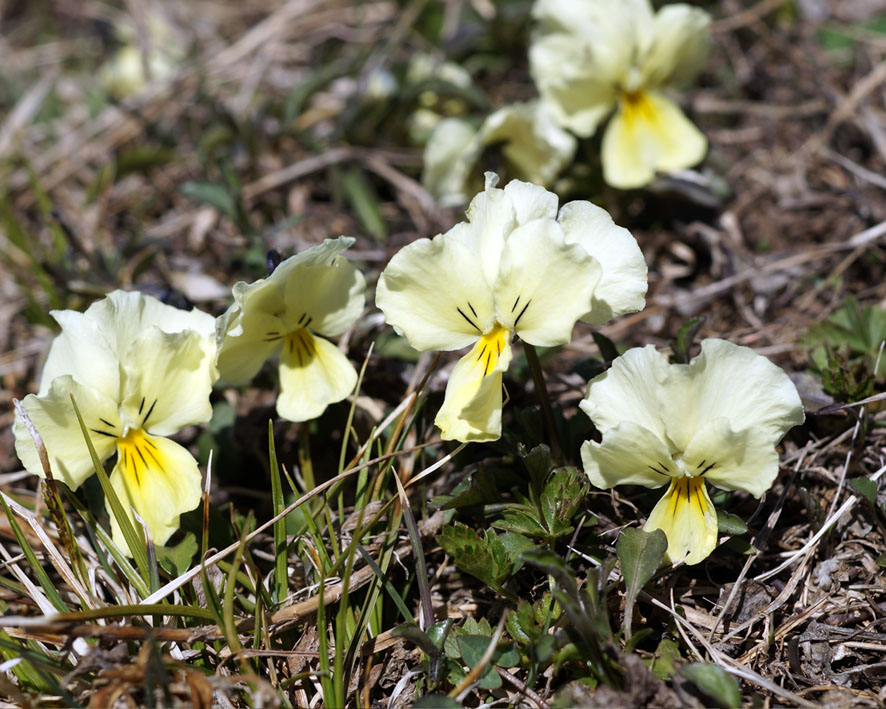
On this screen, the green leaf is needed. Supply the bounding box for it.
[180,181,238,219]
[669,316,705,364]
[592,331,619,363]
[340,166,387,242]
[495,509,548,536]
[876,551,886,568]
[457,635,502,689]
[540,467,588,538]
[414,696,461,708]
[680,663,741,709]
[393,624,438,656]
[156,532,197,578]
[436,524,518,601]
[617,527,667,640]
[716,510,748,535]
[849,477,878,507]
[649,636,681,680]
[520,443,553,502]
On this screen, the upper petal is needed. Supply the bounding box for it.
[601,90,707,189]
[494,219,601,346]
[277,331,359,422]
[376,234,495,351]
[643,476,718,565]
[501,175,559,225]
[435,329,512,442]
[641,4,711,89]
[579,344,671,441]
[109,432,203,554]
[40,309,120,399]
[14,376,119,489]
[558,201,647,325]
[421,117,483,207]
[119,327,215,436]
[457,177,518,285]
[581,421,675,490]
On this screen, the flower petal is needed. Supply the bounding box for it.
[119,327,215,436]
[601,90,707,189]
[641,4,711,89]
[422,118,483,207]
[494,219,601,346]
[376,234,495,352]
[683,417,780,498]
[558,201,647,325]
[644,476,718,565]
[216,300,283,385]
[580,345,671,442]
[684,339,805,441]
[501,174,560,225]
[277,331,358,422]
[14,376,119,489]
[457,177,518,286]
[581,421,675,490]
[435,327,513,442]
[109,432,202,554]
[40,309,120,398]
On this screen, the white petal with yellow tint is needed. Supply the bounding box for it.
[216,299,284,385]
[435,325,513,442]
[119,327,215,436]
[581,421,675,490]
[494,219,600,346]
[558,201,647,325]
[376,234,495,352]
[422,117,481,206]
[644,475,718,565]
[281,254,365,338]
[641,4,711,89]
[501,174,560,225]
[14,376,120,489]
[277,330,358,422]
[683,418,781,498]
[579,345,670,442]
[457,176,517,285]
[601,90,707,189]
[109,431,202,554]
[40,309,119,398]
[684,339,805,441]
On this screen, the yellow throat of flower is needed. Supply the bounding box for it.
[285,328,316,368]
[621,90,655,124]
[117,428,166,487]
[474,324,511,377]
[666,475,707,520]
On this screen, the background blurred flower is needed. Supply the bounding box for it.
[377,174,645,441]
[216,237,366,423]
[13,291,217,555]
[530,0,710,188]
[580,339,805,565]
[422,101,577,207]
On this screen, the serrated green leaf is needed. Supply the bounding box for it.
[457,635,502,689]
[617,527,666,641]
[495,509,548,536]
[650,636,681,680]
[496,532,536,575]
[540,467,588,536]
[680,663,741,709]
[520,443,553,501]
[716,510,748,535]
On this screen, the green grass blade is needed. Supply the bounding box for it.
[268,420,288,604]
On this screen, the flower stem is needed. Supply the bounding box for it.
[523,343,563,462]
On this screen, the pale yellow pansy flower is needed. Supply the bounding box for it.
[422,101,577,207]
[216,237,366,422]
[13,290,217,555]
[580,339,805,565]
[377,174,647,442]
[529,0,710,188]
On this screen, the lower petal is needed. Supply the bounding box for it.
[644,476,718,565]
[601,90,707,189]
[109,432,202,555]
[13,376,119,490]
[435,330,513,442]
[277,330,358,422]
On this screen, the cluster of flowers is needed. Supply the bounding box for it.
[14,175,804,567]
[424,0,711,204]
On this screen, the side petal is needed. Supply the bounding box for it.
[40,309,119,399]
[119,328,215,436]
[579,345,670,441]
[215,298,283,385]
[422,117,483,207]
[686,339,805,442]
[494,219,601,346]
[642,4,711,89]
[109,433,202,554]
[581,421,675,490]
[435,331,513,442]
[459,178,518,286]
[683,417,782,498]
[13,376,119,489]
[277,331,358,422]
[601,90,707,189]
[644,476,718,565]
[376,234,495,352]
[558,201,648,325]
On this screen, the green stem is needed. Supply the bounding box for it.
[523,343,563,462]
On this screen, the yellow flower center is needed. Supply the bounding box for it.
[285,328,316,368]
[621,90,656,123]
[475,324,511,377]
[667,475,707,521]
[117,428,166,488]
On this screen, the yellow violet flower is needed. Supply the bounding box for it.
[13,290,217,555]
[216,237,366,422]
[580,339,805,565]
[529,0,710,188]
[423,101,576,207]
[377,174,647,442]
